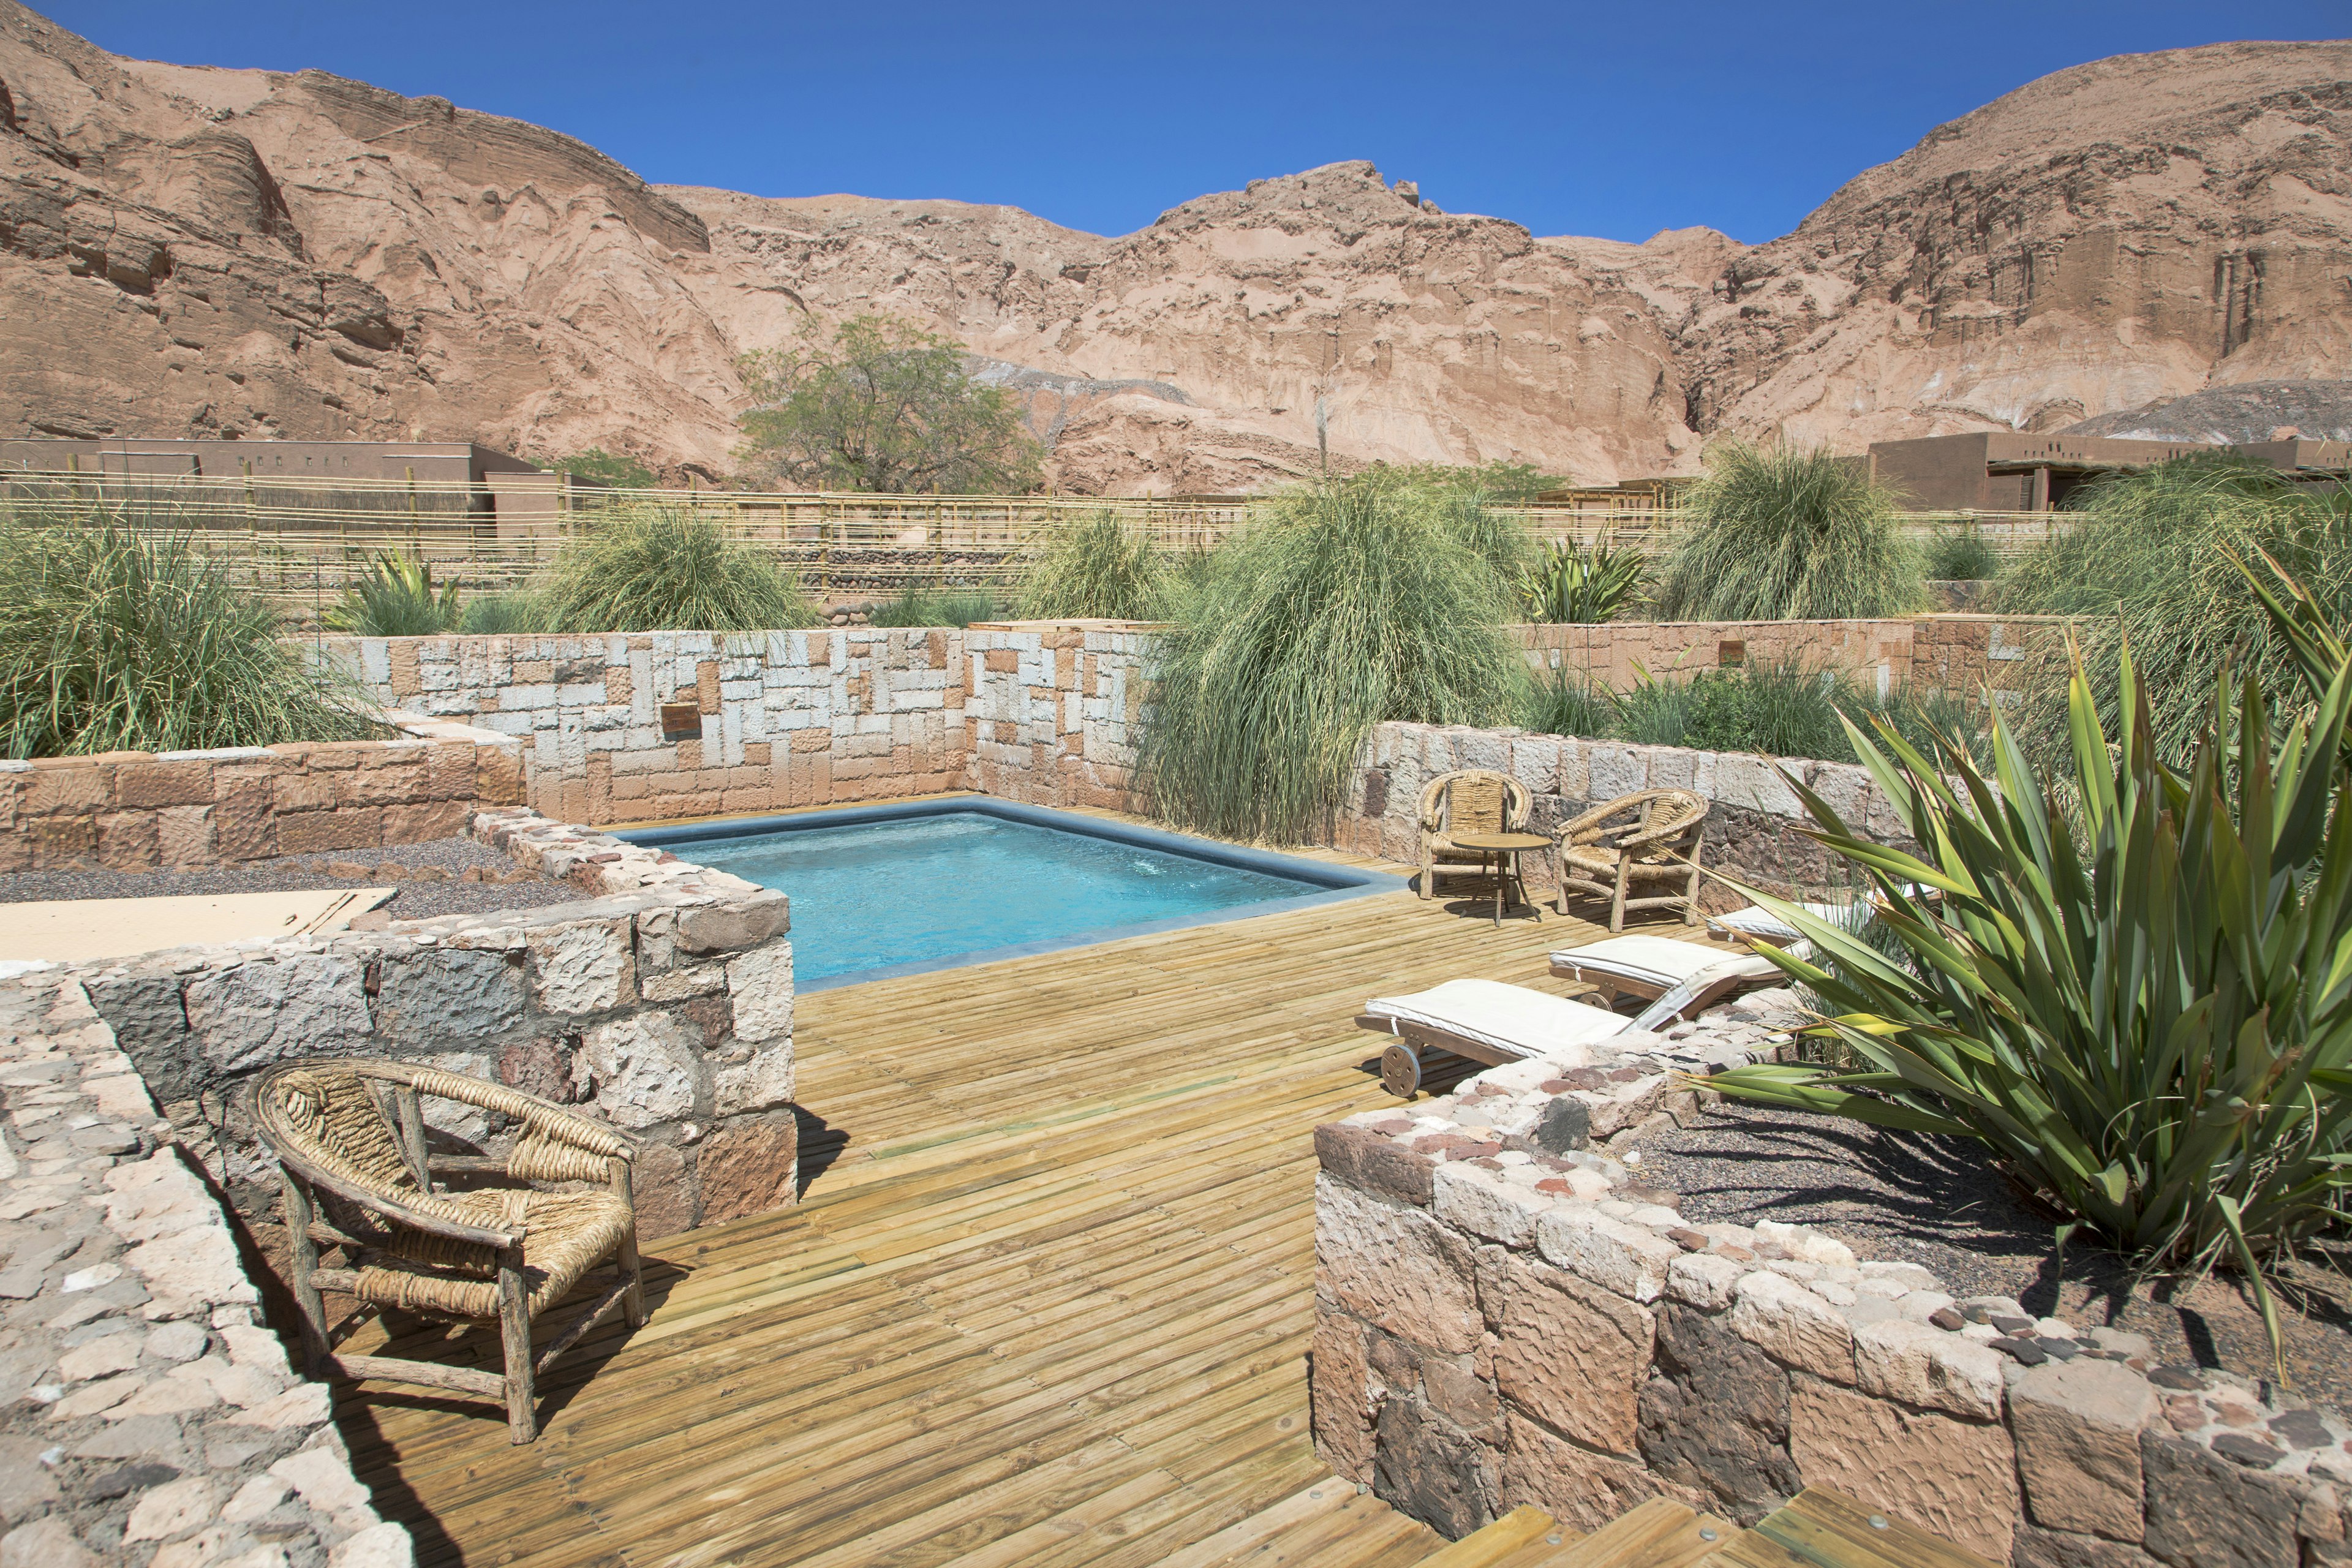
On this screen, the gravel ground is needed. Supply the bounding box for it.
[1641,1105,2352,1406]
[0,837,585,921]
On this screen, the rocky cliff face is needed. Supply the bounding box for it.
[2,4,2347,492]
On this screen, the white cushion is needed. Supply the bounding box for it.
[1550,933,1747,989]
[1362,979,1625,1066]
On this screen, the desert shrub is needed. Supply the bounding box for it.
[1518,665,1616,738]
[0,515,382,756]
[1142,476,1523,843]
[1924,525,1999,581]
[866,586,1000,628]
[1653,441,1922,621]
[1999,454,2352,760]
[540,507,816,633]
[457,593,557,635]
[1708,598,2352,1367]
[323,551,460,636]
[1518,534,1646,623]
[1016,511,1167,620]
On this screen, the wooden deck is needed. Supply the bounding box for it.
[339,833,1653,1567]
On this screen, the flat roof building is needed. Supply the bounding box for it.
[0,438,543,485]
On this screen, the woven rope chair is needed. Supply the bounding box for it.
[1555,788,1708,932]
[251,1058,645,1444]
[1417,769,1533,902]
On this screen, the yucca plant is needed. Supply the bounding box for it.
[1706,588,2352,1371]
[1016,510,1168,620]
[0,516,383,756]
[1141,476,1523,843]
[541,506,816,633]
[324,550,461,636]
[1518,534,1646,623]
[1653,440,1922,621]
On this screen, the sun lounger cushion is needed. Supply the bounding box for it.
[1550,933,1777,989]
[1362,979,1629,1065]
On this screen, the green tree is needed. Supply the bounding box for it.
[735,315,1044,494]
[547,448,658,488]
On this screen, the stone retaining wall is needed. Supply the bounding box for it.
[0,715,527,872]
[1335,722,1910,906]
[1314,995,2352,1566]
[69,809,797,1243]
[322,625,1152,825]
[1520,616,2059,699]
[1,978,413,1567]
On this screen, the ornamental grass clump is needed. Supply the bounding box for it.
[1653,440,1921,621]
[1016,510,1167,620]
[1142,476,1523,843]
[1705,562,2352,1370]
[866,585,999,628]
[2000,454,2352,761]
[324,550,461,636]
[541,506,816,633]
[0,513,383,756]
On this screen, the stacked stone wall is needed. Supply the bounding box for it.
[1518,615,2060,699]
[0,717,526,872]
[1316,995,2352,1566]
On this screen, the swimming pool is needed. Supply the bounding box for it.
[621,800,1404,990]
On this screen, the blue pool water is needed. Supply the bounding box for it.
[664,809,1352,986]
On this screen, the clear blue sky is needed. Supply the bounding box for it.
[38,1,2348,244]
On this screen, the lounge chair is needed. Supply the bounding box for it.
[1354,953,1785,1096]
[1418,769,1534,902]
[1556,789,1708,931]
[253,1058,647,1444]
[1548,932,1801,1010]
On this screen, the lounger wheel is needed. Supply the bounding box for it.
[1379,1043,1422,1098]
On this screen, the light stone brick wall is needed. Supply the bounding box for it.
[1518,615,2060,699]
[0,978,414,1567]
[69,809,796,1245]
[1316,995,2352,1564]
[0,715,526,873]
[323,624,1156,824]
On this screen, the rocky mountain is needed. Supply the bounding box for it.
[2062,379,2352,443]
[2,3,2347,492]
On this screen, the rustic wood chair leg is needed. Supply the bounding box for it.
[391,1086,431,1193]
[1681,854,1704,925]
[1610,861,1630,932]
[280,1174,330,1377]
[612,1162,647,1329]
[1419,852,1434,899]
[499,1251,537,1444]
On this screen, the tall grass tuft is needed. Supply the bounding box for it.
[1142,477,1523,843]
[1653,441,1922,621]
[1924,525,1999,582]
[0,516,383,757]
[324,551,461,636]
[1999,454,2352,760]
[867,586,1000,628]
[1519,665,1616,737]
[457,593,557,635]
[1016,510,1168,620]
[541,506,817,633]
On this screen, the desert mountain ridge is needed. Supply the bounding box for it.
[2,1,2347,494]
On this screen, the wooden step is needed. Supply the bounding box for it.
[1145,1475,1444,1567]
[1419,1506,1574,1567]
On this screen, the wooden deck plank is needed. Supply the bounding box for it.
[339,826,1664,1567]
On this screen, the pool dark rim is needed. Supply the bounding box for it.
[617,798,1410,993]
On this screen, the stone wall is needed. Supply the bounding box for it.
[1314,995,2352,1566]
[1,977,414,1567]
[0,715,527,872]
[68,809,797,1243]
[1335,722,1910,907]
[1518,615,2059,700]
[323,625,1153,825]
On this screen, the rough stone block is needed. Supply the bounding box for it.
[1311,1314,1379,1486]
[713,1046,793,1115]
[631,1140,693,1240]
[1491,1253,1653,1453]
[1499,1408,1699,1535]
[1433,1163,1543,1248]
[1640,1301,1800,1526]
[385,801,472,842]
[2009,1359,2160,1543]
[183,956,372,1072]
[96,810,160,870]
[371,948,525,1046]
[695,1118,799,1224]
[1852,1317,2003,1421]
[1534,1207,1677,1302]
[578,1012,701,1129]
[84,971,200,1103]
[2013,1523,2165,1568]
[725,944,793,1044]
[25,764,107,816]
[154,805,214,866]
[1314,1123,1435,1207]
[114,761,214,809]
[1667,1251,1743,1311]
[1788,1373,2019,1564]
[1727,1271,1854,1384]
[1315,1175,1483,1355]
[677,894,791,953]
[2142,1429,2305,1568]
[529,916,636,1015]
[1376,1395,1493,1539]
[277,808,383,854]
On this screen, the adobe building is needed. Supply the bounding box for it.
[1864,432,2352,511]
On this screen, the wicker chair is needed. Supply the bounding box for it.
[1417,769,1534,902]
[1555,788,1708,932]
[252,1058,645,1444]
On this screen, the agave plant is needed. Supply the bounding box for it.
[1518,534,1645,624]
[324,550,461,636]
[1706,587,2352,1370]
